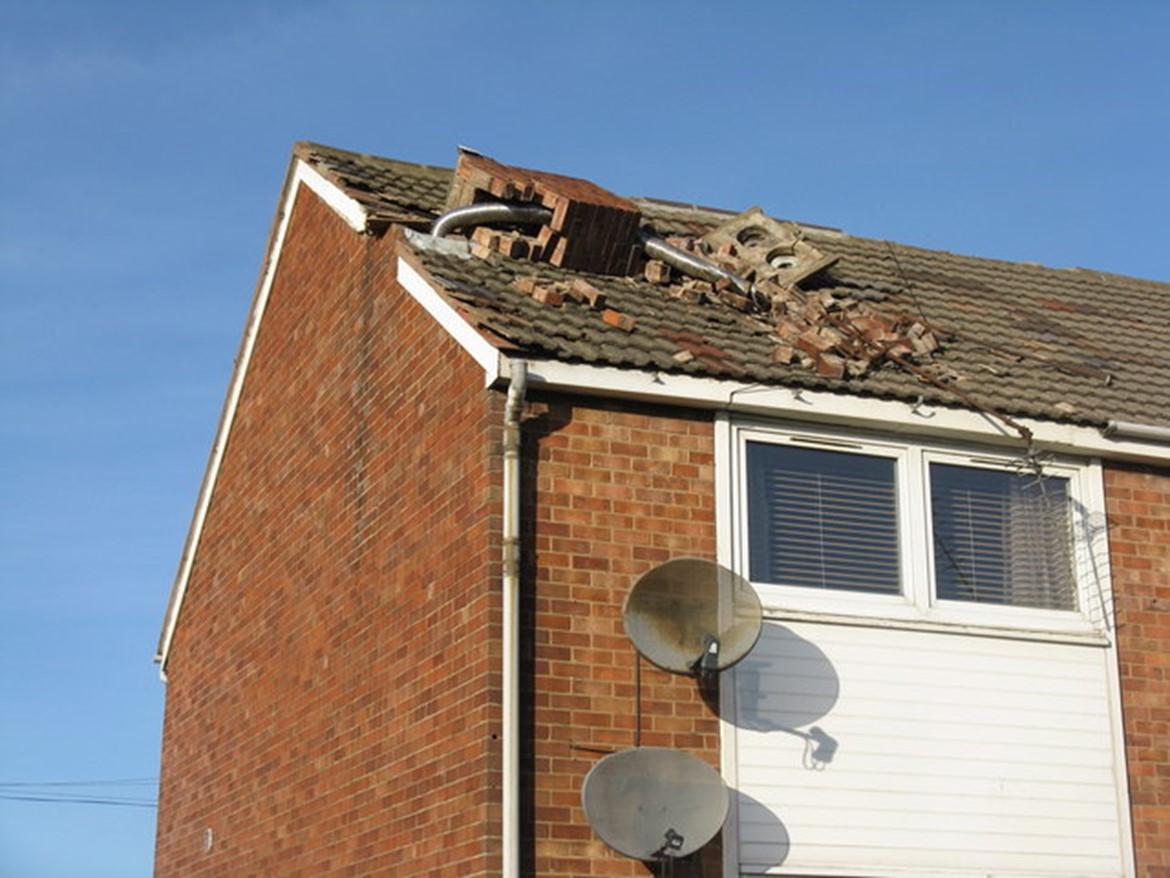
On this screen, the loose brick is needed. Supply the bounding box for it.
[601,309,636,332]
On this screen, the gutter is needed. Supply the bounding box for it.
[501,359,527,878]
[1103,419,1170,444]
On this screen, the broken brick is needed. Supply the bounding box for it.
[470,227,500,249]
[668,285,705,305]
[567,278,606,309]
[814,353,847,378]
[796,329,837,356]
[532,287,564,306]
[718,290,754,313]
[601,309,636,332]
[645,260,673,284]
[772,344,798,364]
[495,235,529,259]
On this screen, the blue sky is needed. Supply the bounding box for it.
[2,1,1168,875]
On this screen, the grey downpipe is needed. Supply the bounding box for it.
[502,361,528,878]
[432,203,553,239]
[638,228,753,295]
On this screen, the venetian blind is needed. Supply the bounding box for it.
[746,442,900,594]
[931,463,1076,610]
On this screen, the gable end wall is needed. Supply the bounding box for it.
[154,188,503,877]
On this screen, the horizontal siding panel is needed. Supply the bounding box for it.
[732,620,1127,876]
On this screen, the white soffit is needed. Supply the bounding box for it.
[155,159,368,675]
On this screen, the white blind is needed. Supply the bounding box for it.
[931,463,1076,610]
[747,442,900,594]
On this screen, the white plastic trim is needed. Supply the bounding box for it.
[524,360,1170,464]
[296,160,369,233]
[396,257,502,384]
[155,159,367,675]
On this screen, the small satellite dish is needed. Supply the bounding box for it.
[623,558,762,674]
[581,746,729,860]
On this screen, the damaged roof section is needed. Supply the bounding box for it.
[295,142,1170,430]
[432,152,943,386]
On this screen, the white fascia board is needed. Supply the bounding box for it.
[296,160,368,232]
[396,257,503,385]
[155,159,367,677]
[522,359,1170,464]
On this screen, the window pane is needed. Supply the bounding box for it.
[747,442,900,594]
[931,464,1076,610]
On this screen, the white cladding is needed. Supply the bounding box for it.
[730,620,1129,877]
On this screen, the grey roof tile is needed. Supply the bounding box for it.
[297,143,1170,430]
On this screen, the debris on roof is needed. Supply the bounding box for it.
[437,152,943,383]
[444,151,642,275]
[302,142,1170,430]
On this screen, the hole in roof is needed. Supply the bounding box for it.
[767,248,798,270]
[736,226,770,247]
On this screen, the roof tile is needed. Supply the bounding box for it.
[296,142,1170,430]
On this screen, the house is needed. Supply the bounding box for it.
[153,142,1170,877]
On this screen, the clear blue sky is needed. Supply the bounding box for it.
[2,1,1168,874]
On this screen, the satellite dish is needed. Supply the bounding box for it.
[623,558,762,674]
[582,746,729,860]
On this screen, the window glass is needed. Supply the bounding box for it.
[747,442,900,594]
[930,463,1076,610]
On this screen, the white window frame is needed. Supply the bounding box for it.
[726,418,1112,641]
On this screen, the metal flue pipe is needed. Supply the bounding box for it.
[637,229,753,296]
[431,203,553,239]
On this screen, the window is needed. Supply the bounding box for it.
[929,462,1075,610]
[747,442,900,595]
[733,424,1101,632]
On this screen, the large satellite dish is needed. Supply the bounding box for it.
[582,746,729,860]
[623,558,762,674]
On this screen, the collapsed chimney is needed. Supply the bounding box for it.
[443,152,643,276]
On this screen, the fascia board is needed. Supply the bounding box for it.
[396,256,503,384]
[520,359,1170,464]
[154,158,368,676]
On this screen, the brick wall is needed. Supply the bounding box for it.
[155,188,503,876]
[1105,463,1170,874]
[523,397,722,876]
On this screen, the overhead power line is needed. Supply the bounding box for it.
[0,778,159,809]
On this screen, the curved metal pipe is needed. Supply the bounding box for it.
[638,229,752,295]
[431,203,755,303]
[431,202,553,239]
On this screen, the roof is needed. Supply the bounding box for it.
[301,140,1170,432]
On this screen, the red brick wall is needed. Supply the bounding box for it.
[1106,463,1170,874]
[155,188,503,876]
[524,397,722,876]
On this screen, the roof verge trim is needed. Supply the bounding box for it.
[397,252,503,383]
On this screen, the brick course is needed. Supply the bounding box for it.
[523,397,721,876]
[155,188,503,877]
[1106,462,1170,874]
